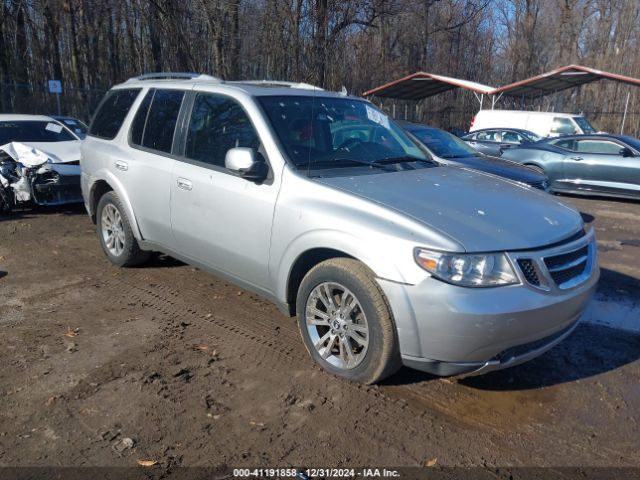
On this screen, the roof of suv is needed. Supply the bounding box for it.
[113,75,358,99]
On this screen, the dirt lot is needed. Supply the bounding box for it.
[0,194,639,474]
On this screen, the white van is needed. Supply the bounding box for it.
[469,110,596,137]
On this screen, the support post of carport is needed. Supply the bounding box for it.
[621,90,631,134]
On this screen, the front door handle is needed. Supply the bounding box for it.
[177,178,193,191]
[115,160,128,171]
[570,156,583,161]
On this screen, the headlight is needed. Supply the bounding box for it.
[414,248,519,287]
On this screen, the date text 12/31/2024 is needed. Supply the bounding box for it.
[233,468,401,478]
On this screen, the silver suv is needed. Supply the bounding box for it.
[81,73,599,384]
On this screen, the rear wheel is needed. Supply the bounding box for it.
[296,258,401,384]
[96,191,150,267]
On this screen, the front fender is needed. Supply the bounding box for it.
[273,228,416,304]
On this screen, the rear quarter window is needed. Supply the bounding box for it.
[89,89,141,140]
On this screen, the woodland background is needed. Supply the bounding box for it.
[1,0,640,133]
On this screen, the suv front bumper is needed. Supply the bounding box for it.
[378,230,599,376]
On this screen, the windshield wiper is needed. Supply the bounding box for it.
[438,153,475,159]
[298,158,392,170]
[373,155,434,165]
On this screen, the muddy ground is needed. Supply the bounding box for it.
[0,194,639,474]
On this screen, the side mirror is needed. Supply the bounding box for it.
[225,147,268,182]
[619,147,634,157]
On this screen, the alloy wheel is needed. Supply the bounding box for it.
[305,282,369,370]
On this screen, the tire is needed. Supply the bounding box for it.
[0,185,13,214]
[296,258,401,384]
[96,191,150,267]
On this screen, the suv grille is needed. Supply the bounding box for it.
[517,259,540,286]
[544,245,589,287]
[515,240,591,289]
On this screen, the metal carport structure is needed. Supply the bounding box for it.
[364,65,640,133]
[362,71,495,109]
[493,65,640,132]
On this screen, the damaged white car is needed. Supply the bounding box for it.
[0,115,82,212]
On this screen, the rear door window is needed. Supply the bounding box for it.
[89,89,141,139]
[130,89,185,154]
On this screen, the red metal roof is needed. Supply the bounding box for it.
[363,65,640,101]
[362,71,495,100]
[493,64,640,97]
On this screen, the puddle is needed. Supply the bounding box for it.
[582,293,640,333]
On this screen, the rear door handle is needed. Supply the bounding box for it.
[570,156,583,161]
[177,178,193,191]
[114,160,128,171]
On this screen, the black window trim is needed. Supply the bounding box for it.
[88,87,142,141]
[171,90,273,183]
[127,87,188,158]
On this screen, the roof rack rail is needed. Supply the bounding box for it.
[229,80,324,91]
[126,72,222,82]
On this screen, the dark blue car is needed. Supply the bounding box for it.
[401,122,549,191]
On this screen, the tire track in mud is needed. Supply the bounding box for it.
[116,266,631,464]
[61,269,633,467]
[105,268,500,435]
[96,272,480,465]
[124,270,484,419]
[100,272,458,428]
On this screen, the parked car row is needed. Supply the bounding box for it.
[78,73,599,384]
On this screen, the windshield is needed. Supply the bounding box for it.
[0,120,76,144]
[258,96,429,170]
[57,117,88,138]
[408,127,479,158]
[573,116,595,134]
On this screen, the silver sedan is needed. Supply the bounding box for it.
[501,134,640,200]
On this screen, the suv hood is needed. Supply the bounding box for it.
[440,154,545,185]
[315,167,582,252]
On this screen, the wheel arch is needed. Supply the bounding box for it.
[284,247,355,316]
[278,230,406,317]
[88,171,143,240]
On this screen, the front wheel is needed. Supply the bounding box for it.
[296,258,401,384]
